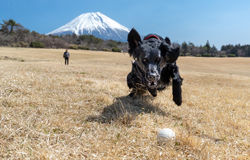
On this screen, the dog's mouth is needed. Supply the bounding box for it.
[148,80,158,88]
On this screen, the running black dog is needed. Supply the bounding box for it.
[127,28,183,106]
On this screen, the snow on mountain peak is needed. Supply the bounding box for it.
[47,12,130,42]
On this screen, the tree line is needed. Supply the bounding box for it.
[220,44,250,57]
[177,40,250,57]
[1,19,250,57]
[0,19,127,52]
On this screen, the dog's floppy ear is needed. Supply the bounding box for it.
[160,42,180,63]
[127,28,142,57]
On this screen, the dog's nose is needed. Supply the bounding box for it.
[147,73,157,81]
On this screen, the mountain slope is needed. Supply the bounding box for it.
[47,12,130,42]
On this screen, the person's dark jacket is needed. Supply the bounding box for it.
[63,52,70,58]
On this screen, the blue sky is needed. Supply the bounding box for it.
[1,0,250,50]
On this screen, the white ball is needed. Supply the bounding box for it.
[157,128,176,144]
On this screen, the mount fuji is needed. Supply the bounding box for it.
[47,12,130,42]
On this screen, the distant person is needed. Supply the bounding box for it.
[63,49,70,65]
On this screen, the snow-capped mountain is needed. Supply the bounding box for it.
[47,12,130,42]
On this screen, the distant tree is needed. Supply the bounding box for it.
[15,28,30,42]
[203,46,207,53]
[8,19,22,33]
[199,45,203,50]
[0,21,9,33]
[181,41,188,54]
[78,34,104,44]
[221,45,226,51]
[224,44,234,51]
[211,45,218,53]
[49,34,61,39]
[246,47,250,57]
[235,44,241,49]
[188,42,195,53]
[205,40,211,53]
[30,30,40,41]
[0,19,23,34]
[172,42,180,48]
[107,40,118,48]
[242,45,248,51]
[70,33,78,44]
[230,47,238,56]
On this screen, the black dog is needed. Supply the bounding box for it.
[127,28,183,106]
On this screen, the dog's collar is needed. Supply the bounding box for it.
[144,35,160,40]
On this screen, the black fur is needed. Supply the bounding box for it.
[127,28,183,106]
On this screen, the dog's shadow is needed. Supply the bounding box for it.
[86,95,168,124]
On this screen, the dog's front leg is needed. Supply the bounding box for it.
[127,63,147,97]
[171,63,183,106]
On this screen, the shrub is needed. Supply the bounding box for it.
[202,53,211,57]
[19,41,29,47]
[102,48,111,52]
[77,46,82,49]
[68,45,78,49]
[228,54,236,57]
[196,54,201,57]
[30,41,45,48]
[180,53,184,56]
[78,46,90,50]
[186,53,191,56]
[220,55,227,57]
[12,41,29,48]
[107,41,117,48]
[12,43,21,47]
[112,47,121,52]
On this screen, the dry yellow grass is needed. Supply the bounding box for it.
[0,47,250,159]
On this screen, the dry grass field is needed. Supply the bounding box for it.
[0,47,250,159]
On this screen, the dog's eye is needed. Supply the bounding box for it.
[143,59,148,63]
[156,58,161,62]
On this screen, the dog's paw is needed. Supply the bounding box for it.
[173,96,182,106]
